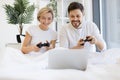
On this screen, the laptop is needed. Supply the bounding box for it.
[48,48,89,71]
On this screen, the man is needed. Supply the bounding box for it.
[59,2,106,52]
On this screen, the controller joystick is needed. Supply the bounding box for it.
[36,42,50,48]
[80,37,92,46]
[36,43,43,48]
[84,37,92,42]
[84,38,92,42]
[43,42,50,47]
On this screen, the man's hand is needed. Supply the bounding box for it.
[86,36,97,44]
[76,39,84,48]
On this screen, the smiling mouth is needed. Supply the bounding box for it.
[72,20,80,23]
[43,23,49,26]
[73,22,79,24]
[72,21,80,25]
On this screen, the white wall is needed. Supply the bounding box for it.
[0,0,16,50]
[0,0,35,51]
[84,0,93,21]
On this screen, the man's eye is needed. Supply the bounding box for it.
[77,15,80,18]
[71,16,74,18]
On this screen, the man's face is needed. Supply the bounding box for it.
[69,9,83,28]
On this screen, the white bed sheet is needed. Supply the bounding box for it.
[0,47,120,80]
[0,64,120,80]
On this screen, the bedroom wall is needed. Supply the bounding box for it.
[0,0,15,51]
[0,0,35,51]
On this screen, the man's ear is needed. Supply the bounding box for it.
[82,11,85,16]
[68,14,70,18]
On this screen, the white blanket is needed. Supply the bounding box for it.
[0,47,120,80]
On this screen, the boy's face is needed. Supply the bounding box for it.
[69,9,83,28]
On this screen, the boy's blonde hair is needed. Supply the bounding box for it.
[37,7,54,21]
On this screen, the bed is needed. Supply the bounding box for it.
[0,47,120,80]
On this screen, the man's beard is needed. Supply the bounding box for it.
[71,20,81,28]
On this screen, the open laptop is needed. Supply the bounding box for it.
[48,48,89,71]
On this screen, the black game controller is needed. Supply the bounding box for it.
[83,38,92,42]
[36,42,50,48]
[80,37,92,46]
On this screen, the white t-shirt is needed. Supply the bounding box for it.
[59,20,106,52]
[27,25,57,53]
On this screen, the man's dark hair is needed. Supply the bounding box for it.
[68,2,84,13]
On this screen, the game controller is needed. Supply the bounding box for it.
[36,42,50,48]
[80,37,92,46]
[83,38,92,42]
